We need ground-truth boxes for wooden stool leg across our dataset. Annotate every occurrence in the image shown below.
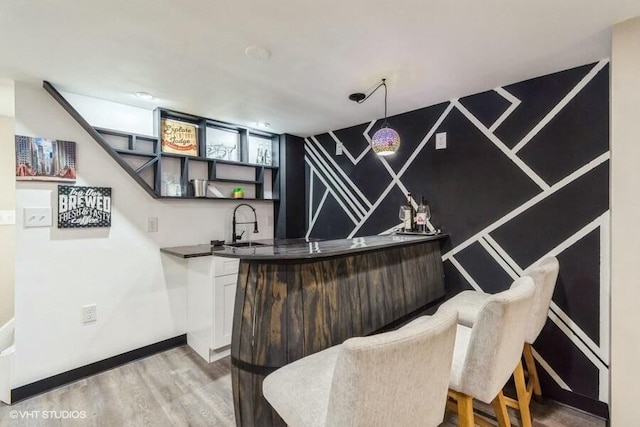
[492,391,511,427]
[457,394,475,427]
[514,361,533,427]
[523,343,542,400]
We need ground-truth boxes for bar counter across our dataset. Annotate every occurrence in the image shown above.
[215,234,445,260]
[220,234,448,426]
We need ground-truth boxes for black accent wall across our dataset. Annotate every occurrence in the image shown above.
[276,134,307,239]
[304,61,610,414]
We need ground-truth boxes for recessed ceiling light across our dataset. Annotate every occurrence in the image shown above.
[135,91,154,100]
[256,122,271,128]
[245,46,271,61]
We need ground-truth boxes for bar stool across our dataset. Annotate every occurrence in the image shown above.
[262,309,458,427]
[443,276,535,427]
[440,256,559,425]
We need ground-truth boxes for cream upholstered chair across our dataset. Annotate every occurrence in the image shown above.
[440,256,559,418]
[262,308,458,427]
[445,276,535,427]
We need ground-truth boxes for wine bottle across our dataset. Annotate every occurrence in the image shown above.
[405,193,416,232]
[416,196,427,233]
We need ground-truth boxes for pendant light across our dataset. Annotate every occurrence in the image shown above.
[349,78,400,156]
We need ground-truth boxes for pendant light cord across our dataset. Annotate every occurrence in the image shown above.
[356,79,386,105]
[383,78,388,126]
[356,78,389,126]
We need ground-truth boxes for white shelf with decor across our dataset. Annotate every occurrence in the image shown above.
[43,81,280,201]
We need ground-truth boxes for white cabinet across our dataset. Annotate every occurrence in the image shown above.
[213,272,237,349]
[186,255,239,363]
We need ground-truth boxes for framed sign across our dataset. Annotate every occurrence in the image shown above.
[58,185,112,228]
[205,126,240,161]
[161,119,198,156]
[15,135,77,182]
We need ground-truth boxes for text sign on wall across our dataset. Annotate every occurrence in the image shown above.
[161,119,198,156]
[58,185,112,228]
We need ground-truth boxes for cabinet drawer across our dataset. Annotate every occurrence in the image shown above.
[214,256,240,277]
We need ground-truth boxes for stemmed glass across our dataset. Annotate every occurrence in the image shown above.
[424,203,433,233]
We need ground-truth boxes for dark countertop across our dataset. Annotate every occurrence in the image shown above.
[160,237,323,258]
[160,244,225,258]
[160,234,448,261]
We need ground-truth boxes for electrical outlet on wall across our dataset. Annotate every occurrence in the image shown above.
[83,304,97,323]
[147,217,158,233]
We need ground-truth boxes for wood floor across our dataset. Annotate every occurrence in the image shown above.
[0,345,606,427]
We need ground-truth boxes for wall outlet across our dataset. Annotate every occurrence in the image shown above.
[83,304,97,323]
[0,210,15,226]
[24,207,52,227]
[147,217,158,233]
[435,132,447,150]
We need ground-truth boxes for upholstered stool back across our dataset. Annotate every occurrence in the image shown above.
[326,309,458,426]
[522,256,560,344]
[263,309,458,427]
[450,276,535,404]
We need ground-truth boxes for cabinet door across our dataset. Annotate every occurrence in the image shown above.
[214,257,240,277]
[213,274,238,349]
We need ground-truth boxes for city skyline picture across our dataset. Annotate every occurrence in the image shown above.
[15,135,77,182]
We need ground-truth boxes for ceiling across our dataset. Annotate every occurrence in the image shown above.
[0,1,638,136]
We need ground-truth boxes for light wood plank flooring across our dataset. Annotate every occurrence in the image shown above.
[0,345,606,426]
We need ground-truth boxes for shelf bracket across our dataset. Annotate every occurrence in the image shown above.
[135,157,159,174]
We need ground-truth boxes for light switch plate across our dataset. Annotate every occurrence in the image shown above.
[436,132,447,150]
[24,207,52,227]
[336,141,343,156]
[0,210,15,225]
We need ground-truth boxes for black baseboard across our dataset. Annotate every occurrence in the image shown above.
[546,387,609,420]
[11,334,187,403]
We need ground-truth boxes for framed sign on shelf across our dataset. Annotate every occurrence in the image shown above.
[160,119,198,156]
[205,126,240,161]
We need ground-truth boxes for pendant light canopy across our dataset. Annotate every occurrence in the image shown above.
[349,78,400,156]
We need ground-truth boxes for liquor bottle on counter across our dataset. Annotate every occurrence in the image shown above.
[404,193,416,232]
[416,196,428,233]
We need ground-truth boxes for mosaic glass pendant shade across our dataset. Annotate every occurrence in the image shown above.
[371,126,400,156]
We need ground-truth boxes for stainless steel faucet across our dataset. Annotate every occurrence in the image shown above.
[232,203,259,243]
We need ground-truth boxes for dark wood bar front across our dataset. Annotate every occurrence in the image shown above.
[215,235,447,426]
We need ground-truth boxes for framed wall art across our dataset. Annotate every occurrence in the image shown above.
[58,185,112,228]
[15,135,77,182]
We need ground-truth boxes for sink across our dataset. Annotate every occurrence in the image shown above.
[224,241,270,248]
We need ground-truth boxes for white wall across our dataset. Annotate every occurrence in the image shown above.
[0,79,15,328]
[60,91,154,136]
[0,78,14,117]
[13,82,274,387]
[610,16,640,427]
